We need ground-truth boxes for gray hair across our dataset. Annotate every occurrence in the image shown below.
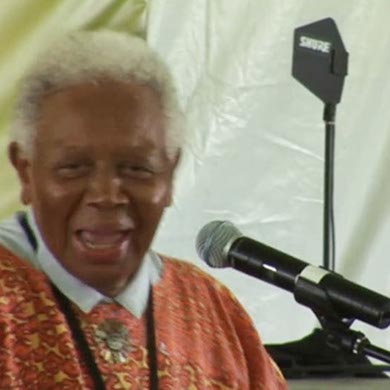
[9,30,185,159]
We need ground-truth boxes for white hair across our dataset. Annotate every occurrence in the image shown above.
[10,30,185,158]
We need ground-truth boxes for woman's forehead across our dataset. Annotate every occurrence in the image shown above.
[39,80,162,113]
[33,81,170,161]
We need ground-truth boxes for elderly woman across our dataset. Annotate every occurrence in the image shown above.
[0,31,286,389]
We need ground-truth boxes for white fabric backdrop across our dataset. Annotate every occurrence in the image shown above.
[146,0,390,352]
[0,0,388,356]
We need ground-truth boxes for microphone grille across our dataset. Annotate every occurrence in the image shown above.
[195,220,242,268]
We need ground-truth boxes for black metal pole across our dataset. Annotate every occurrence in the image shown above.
[323,103,336,271]
[362,344,390,365]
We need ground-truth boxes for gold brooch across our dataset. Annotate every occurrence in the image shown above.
[94,319,132,363]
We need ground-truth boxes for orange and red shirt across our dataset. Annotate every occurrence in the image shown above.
[0,244,287,389]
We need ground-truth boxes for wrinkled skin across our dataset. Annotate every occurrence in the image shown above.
[9,81,178,297]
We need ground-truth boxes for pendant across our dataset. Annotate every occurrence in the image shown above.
[94,318,132,364]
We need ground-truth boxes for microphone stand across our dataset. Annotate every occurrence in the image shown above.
[323,103,336,272]
[318,316,390,365]
[265,104,390,378]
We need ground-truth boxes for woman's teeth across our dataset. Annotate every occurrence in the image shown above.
[79,231,126,249]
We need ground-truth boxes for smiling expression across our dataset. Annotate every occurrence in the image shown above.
[12,81,178,296]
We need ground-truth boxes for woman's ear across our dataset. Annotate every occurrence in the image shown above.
[172,150,181,171]
[8,142,32,205]
[165,151,181,207]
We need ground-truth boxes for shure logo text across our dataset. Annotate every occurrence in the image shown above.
[299,36,331,53]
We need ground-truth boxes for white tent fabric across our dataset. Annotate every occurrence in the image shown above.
[147,0,390,352]
[0,0,388,357]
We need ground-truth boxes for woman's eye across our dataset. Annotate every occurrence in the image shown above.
[120,164,155,178]
[56,163,89,178]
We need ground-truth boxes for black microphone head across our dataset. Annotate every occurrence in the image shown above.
[195,220,242,268]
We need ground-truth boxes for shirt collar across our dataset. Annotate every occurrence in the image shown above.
[26,209,162,317]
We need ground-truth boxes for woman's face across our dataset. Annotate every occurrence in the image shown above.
[13,81,177,296]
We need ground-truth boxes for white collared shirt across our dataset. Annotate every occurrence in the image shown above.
[0,209,162,318]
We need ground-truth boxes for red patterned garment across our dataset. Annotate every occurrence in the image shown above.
[0,245,287,389]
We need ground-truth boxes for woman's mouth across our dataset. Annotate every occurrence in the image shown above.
[74,229,131,263]
[80,230,127,248]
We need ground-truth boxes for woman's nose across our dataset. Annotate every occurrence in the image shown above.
[85,170,128,209]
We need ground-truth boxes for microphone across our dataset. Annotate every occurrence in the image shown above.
[196,220,390,329]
